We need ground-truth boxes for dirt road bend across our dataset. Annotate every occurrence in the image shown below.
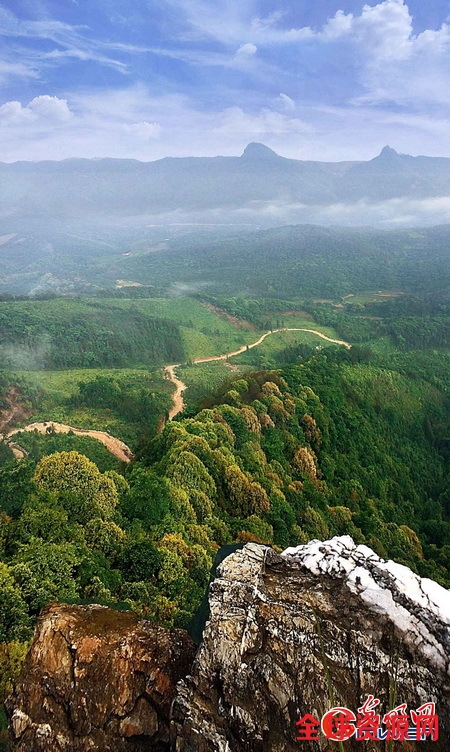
[6,422,134,463]
[6,329,350,456]
[165,327,351,419]
[165,365,187,421]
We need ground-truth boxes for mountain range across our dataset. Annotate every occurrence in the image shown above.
[3,143,450,219]
[2,143,450,294]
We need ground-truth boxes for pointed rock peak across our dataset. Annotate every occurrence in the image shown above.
[375,145,400,160]
[241,142,280,159]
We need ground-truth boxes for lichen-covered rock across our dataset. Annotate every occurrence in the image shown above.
[6,602,196,751]
[171,538,450,751]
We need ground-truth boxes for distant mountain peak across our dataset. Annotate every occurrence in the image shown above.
[376,145,401,159]
[241,142,280,159]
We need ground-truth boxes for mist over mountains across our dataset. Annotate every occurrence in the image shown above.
[2,143,450,294]
[3,143,450,221]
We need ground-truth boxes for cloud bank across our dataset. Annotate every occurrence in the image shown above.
[0,1,449,162]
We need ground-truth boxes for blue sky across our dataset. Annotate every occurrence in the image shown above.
[1,0,450,161]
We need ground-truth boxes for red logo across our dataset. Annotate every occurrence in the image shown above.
[356,694,381,740]
[383,703,410,741]
[321,707,356,741]
[411,703,439,741]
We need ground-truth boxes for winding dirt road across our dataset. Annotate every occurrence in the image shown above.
[165,365,188,421]
[8,442,28,460]
[165,327,351,419]
[5,328,350,460]
[6,422,134,463]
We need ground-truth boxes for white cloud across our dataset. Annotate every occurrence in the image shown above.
[236,42,257,56]
[213,106,311,138]
[0,59,39,82]
[2,82,450,164]
[316,1,447,63]
[0,88,171,160]
[312,195,450,227]
[0,86,311,161]
[321,10,354,40]
[0,6,138,84]
[125,121,161,140]
[197,195,450,229]
[27,95,73,122]
[162,0,252,44]
[157,0,450,114]
[0,96,72,126]
[351,0,414,61]
[279,93,295,110]
[147,44,259,72]
[353,18,450,106]
[310,1,450,107]
[167,0,414,52]
[0,101,25,125]
[40,47,129,73]
[162,0,313,45]
[250,11,286,34]
[120,194,450,229]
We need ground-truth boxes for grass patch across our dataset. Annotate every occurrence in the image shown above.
[180,326,262,361]
[99,297,261,361]
[16,367,158,399]
[14,368,173,447]
[365,336,398,355]
[97,296,245,332]
[258,312,336,335]
[343,291,404,305]
[232,329,341,368]
[177,361,251,410]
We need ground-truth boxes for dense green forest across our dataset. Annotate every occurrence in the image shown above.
[303,290,450,349]
[123,224,450,297]
[0,352,448,720]
[1,221,450,301]
[69,373,173,440]
[0,299,184,369]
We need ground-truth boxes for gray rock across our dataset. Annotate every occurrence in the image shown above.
[7,538,449,751]
[171,540,449,751]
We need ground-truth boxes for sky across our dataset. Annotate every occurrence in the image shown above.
[1,0,450,162]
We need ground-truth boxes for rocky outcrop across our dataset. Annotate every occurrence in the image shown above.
[7,538,450,751]
[172,537,450,751]
[6,602,195,751]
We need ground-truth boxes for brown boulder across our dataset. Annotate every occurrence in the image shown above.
[6,602,196,751]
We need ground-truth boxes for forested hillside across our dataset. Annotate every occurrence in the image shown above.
[123,224,450,298]
[0,300,184,369]
[0,354,447,643]
[0,241,448,740]
[1,220,450,299]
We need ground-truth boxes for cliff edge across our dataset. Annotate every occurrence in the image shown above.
[172,537,449,751]
[6,537,450,751]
